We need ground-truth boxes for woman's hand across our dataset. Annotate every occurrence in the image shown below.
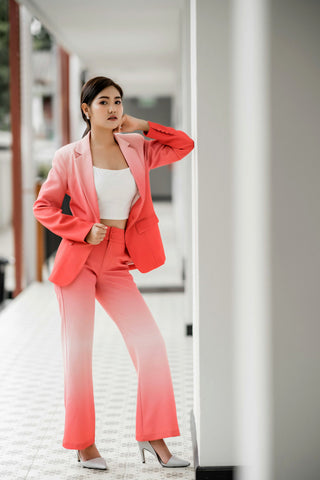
[113,114,149,134]
[85,223,107,245]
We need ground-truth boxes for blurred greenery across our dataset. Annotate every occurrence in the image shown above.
[37,162,51,180]
[32,22,52,51]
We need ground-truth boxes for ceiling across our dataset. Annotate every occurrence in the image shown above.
[17,0,186,97]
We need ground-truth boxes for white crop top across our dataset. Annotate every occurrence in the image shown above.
[93,166,139,219]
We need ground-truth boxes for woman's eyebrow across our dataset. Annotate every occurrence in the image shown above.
[98,95,121,99]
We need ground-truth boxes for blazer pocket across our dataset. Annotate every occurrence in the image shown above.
[135,215,159,234]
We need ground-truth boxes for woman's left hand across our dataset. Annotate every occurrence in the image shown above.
[113,114,149,134]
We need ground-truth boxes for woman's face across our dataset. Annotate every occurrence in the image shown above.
[82,85,123,131]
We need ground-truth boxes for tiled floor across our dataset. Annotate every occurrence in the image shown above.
[0,203,195,479]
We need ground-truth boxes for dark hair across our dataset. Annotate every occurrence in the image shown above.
[80,76,124,138]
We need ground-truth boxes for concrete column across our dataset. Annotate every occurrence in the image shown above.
[231,0,272,479]
[172,0,193,325]
[52,43,62,148]
[191,0,235,470]
[179,0,193,330]
[20,5,36,286]
[69,54,84,141]
[171,5,185,287]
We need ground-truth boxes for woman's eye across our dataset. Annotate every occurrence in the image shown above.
[100,100,121,105]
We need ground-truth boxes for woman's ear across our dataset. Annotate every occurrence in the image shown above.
[81,102,89,117]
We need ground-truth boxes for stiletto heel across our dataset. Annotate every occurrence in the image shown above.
[137,440,190,468]
[76,449,108,470]
[139,443,146,463]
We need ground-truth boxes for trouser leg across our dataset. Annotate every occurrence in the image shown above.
[54,267,96,450]
[95,270,180,441]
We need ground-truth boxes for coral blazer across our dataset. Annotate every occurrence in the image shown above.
[33,121,194,286]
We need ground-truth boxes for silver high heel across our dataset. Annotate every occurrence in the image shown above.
[138,440,190,468]
[77,450,108,470]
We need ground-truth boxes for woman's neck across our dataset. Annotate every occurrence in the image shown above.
[90,127,118,149]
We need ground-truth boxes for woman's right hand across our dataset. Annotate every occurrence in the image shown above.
[85,223,108,245]
[113,114,149,134]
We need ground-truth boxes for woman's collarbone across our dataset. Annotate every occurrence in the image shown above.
[92,151,128,170]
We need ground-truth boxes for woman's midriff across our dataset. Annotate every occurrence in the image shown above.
[100,218,127,230]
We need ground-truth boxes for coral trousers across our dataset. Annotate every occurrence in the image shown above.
[54,226,180,450]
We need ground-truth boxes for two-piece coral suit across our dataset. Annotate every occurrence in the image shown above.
[33,121,194,449]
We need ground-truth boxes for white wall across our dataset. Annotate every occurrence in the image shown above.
[270,1,320,479]
[191,1,320,479]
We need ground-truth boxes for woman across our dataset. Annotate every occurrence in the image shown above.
[33,76,194,471]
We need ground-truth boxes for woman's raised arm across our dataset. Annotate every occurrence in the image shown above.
[142,121,195,170]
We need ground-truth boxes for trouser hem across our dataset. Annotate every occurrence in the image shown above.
[63,438,95,450]
[136,429,181,441]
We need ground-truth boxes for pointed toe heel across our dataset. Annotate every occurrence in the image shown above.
[77,450,108,470]
[137,440,190,468]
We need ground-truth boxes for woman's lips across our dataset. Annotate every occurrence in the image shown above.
[108,117,117,120]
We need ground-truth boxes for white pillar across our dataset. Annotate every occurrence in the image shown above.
[179,0,193,327]
[52,43,62,149]
[20,5,36,286]
[69,54,85,141]
[231,0,272,479]
[172,0,193,326]
[191,0,235,467]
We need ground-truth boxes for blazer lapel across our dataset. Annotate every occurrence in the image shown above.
[74,131,100,221]
[73,130,145,223]
[114,132,146,219]
[112,133,146,226]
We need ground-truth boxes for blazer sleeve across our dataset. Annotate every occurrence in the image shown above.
[143,121,195,170]
[33,149,95,243]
